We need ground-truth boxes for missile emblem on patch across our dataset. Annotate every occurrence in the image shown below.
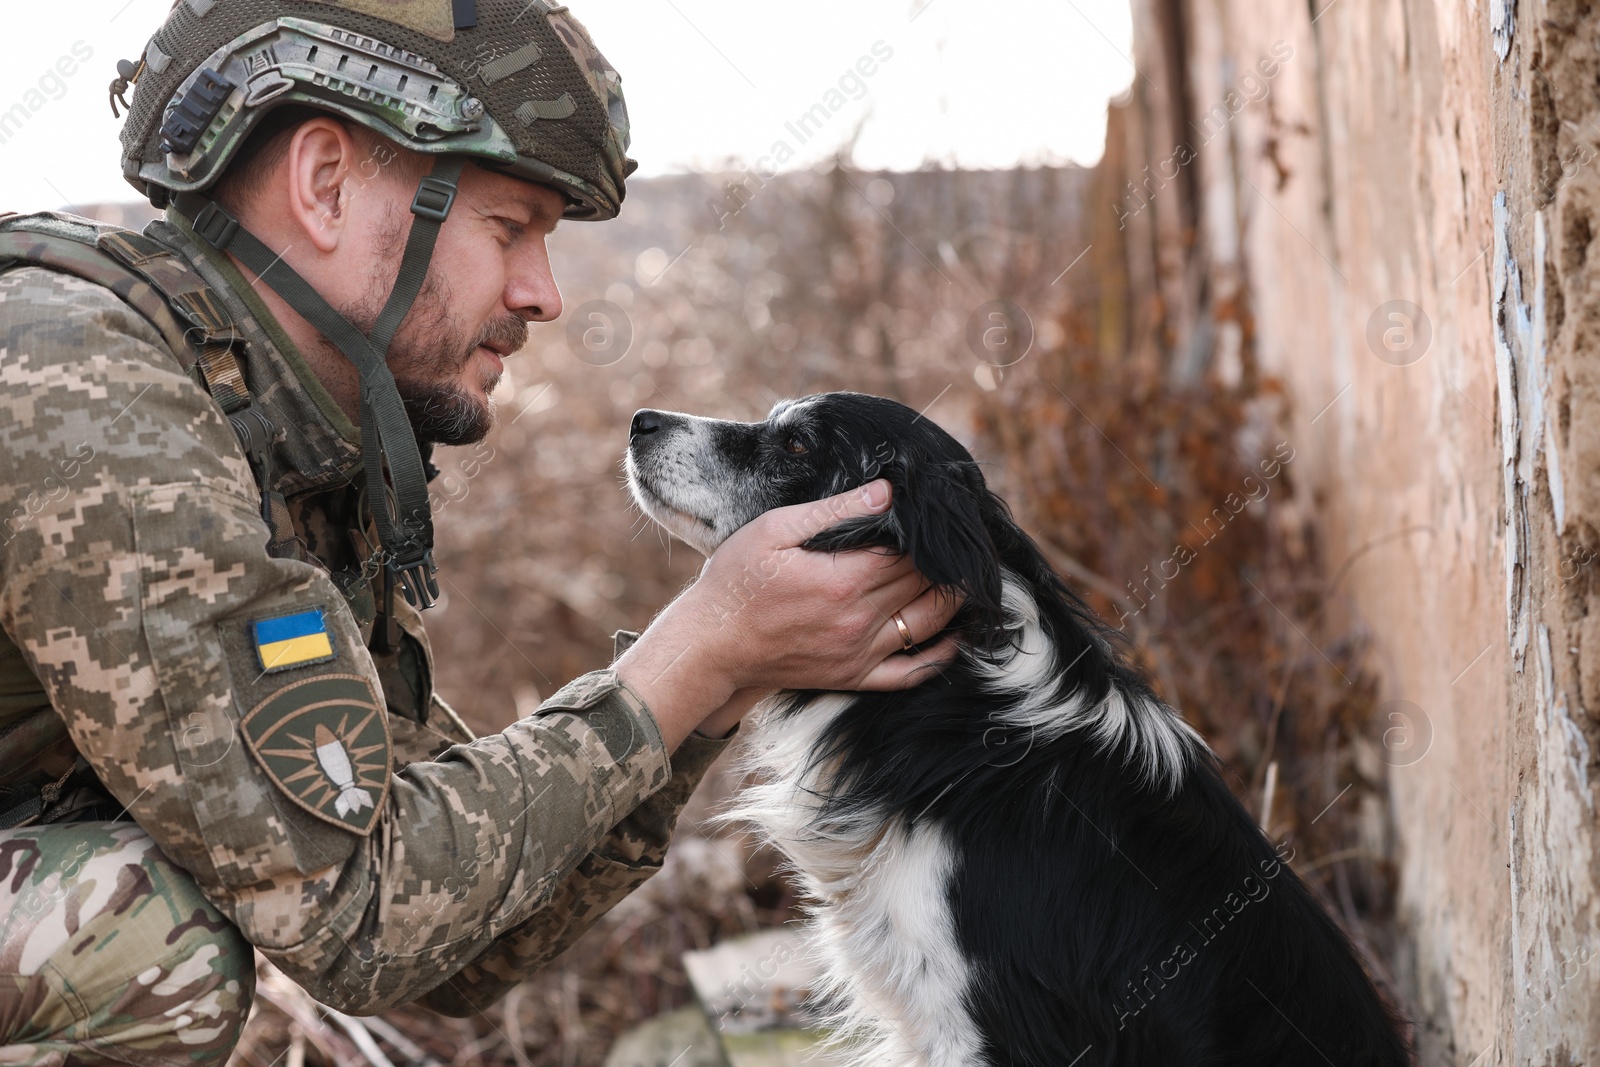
[241,674,392,834]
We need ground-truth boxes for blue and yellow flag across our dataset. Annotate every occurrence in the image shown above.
[253,610,336,672]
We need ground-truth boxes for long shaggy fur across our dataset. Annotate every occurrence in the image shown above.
[627,392,1411,1066]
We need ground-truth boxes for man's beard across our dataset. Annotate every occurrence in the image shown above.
[331,238,527,447]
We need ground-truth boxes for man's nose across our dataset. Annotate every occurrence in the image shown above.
[507,249,563,322]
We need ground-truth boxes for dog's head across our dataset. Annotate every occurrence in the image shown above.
[625,391,1009,642]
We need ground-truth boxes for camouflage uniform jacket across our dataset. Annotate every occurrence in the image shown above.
[0,207,727,1015]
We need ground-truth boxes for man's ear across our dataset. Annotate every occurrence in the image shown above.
[285,117,363,253]
[803,455,1004,642]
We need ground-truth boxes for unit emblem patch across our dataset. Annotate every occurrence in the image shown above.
[241,675,391,834]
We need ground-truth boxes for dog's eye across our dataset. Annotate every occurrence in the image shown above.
[783,434,810,456]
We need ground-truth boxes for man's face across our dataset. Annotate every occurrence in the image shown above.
[336,159,565,445]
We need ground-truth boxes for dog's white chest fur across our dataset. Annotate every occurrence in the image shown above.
[725,694,987,1067]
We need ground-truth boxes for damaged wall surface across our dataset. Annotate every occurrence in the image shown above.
[1110,0,1600,1060]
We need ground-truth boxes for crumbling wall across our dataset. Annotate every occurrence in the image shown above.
[1499,2,1600,1061]
[1113,0,1600,1061]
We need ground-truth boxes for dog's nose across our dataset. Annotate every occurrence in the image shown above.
[630,409,663,440]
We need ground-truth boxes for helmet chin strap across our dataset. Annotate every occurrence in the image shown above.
[173,155,467,653]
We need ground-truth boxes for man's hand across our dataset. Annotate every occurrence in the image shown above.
[614,479,961,750]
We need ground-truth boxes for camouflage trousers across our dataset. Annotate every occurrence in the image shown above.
[0,822,254,1066]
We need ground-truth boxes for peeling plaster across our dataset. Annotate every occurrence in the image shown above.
[1531,213,1567,532]
[1540,625,1594,810]
[1491,197,1555,672]
[1491,0,1515,61]
[1494,191,1533,669]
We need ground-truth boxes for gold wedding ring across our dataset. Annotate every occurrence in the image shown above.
[892,611,916,651]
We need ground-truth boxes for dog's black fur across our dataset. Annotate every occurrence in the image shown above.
[628,392,1411,1066]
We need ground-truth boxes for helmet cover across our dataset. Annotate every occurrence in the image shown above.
[118,0,636,220]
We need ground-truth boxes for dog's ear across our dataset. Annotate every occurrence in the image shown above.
[803,455,1005,644]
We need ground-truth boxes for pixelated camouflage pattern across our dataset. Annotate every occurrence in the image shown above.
[0,822,255,1066]
[0,213,198,365]
[0,215,729,1023]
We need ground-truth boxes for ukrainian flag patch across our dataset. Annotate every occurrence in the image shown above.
[253,609,337,673]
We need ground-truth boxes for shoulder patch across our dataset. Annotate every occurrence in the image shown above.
[241,674,391,834]
[254,609,337,672]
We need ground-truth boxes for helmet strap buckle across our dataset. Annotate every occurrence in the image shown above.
[191,200,240,251]
[411,176,459,223]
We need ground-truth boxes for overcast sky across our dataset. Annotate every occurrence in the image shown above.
[0,0,1133,210]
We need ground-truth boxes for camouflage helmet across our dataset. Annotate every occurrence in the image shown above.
[116,0,636,220]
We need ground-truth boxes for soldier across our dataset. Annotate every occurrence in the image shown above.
[0,2,959,1063]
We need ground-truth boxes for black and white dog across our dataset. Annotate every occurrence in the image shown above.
[626,392,1409,1066]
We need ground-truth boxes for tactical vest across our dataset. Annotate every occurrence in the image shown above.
[0,210,273,472]
[0,210,278,826]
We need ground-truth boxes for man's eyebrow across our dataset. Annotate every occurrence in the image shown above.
[532,202,561,229]
[487,194,561,228]
[463,188,562,239]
